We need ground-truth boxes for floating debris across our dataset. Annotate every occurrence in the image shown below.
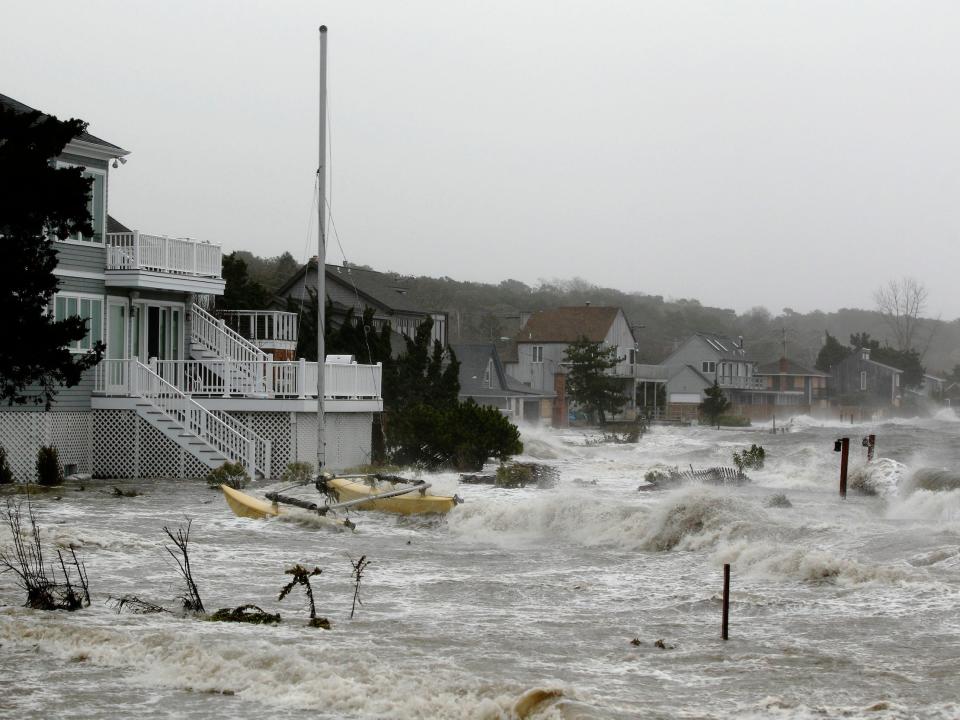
[496,462,560,489]
[209,604,281,624]
[640,465,748,491]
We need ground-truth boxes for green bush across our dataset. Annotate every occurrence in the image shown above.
[281,461,314,484]
[387,399,523,471]
[205,461,250,489]
[0,446,13,484]
[717,415,751,427]
[733,444,766,471]
[36,446,63,486]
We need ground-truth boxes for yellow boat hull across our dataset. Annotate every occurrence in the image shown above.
[327,477,457,515]
[220,485,280,519]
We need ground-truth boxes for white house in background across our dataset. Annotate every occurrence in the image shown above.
[504,305,639,426]
[660,333,762,414]
[0,93,381,482]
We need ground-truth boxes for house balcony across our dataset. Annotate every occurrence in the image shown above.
[718,376,765,390]
[105,231,226,295]
[93,358,382,413]
[217,310,298,358]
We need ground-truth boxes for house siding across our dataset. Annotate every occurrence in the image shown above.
[55,241,107,275]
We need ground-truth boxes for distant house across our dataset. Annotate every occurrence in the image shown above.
[503,305,639,426]
[754,357,830,416]
[274,261,447,354]
[830,347,903,407]
[450,344,550,423]
[660,333,763,416]
[920,374,946,401]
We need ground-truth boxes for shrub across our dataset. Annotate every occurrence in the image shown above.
[205,461,249,489]
[281,461,313,484]
[0,446,13,484]
[732,444,766,471]
[717,415,751,427]
[386,399,523,471]
[36,446,63,486]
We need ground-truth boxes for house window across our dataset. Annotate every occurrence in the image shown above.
[55,163,106,244]
[702,361,716,374]
[894,374,900,387]
[532,346,543,363]
[483,359,492,389]
[54,293,103,351]
[860,371,867,391]
[627,349,636,365]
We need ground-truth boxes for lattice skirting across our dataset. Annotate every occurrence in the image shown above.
[0,411,92,483]
[0,410,374,482]
[90,410,373,479]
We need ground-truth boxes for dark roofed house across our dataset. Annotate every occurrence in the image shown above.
[831,347,903,409]
[754,357,830,415]
[273,260,447,355]
[451,344,551,424]
[503,305,639,426]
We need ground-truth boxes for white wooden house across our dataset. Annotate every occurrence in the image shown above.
[0,93,381,482]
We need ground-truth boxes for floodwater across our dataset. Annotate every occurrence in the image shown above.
[2,413,960,719]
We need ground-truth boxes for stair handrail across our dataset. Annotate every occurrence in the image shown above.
[130,359,257,476]
[213,410,272,478]
[192,303,269,363]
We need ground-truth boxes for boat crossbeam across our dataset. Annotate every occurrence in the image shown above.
[316,481,434,514]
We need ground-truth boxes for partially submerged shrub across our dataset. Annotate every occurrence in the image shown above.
[732,444,766,472]
[0,500,89,610]
[209,604,281,624]
[0,446,13,484]
[36,446,63,486]
[281,461,313,485]
[278,564,329,629]
[765,493,792,508]
[205,461,249,490]
[717,415,751,427]
[496,462,559,489]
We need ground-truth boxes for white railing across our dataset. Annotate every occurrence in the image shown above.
[150,359,382,399]
[106,232,222,278]
[192,304,268,364]
[213,411,271,477]
[218,310,298,348]
[94,359,258,476]
[718,376,765,390]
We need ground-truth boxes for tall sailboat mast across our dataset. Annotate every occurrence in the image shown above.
[317,24,328,473]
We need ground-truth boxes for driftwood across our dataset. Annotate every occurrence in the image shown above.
[163,521,204,614]
[349,555,371,620]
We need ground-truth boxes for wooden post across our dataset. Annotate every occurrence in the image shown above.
[835,437,850,498]
[721,563,730,640]
[864,433,876,462]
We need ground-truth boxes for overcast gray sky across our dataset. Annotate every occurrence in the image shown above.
[4,2,959,319]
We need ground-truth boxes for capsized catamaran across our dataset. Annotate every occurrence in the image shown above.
[222,25,460,520]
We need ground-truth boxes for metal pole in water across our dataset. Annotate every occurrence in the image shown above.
[316,24,328,473]
[721,563,730,640]
[865,433,876,462]
[835,437,850,498]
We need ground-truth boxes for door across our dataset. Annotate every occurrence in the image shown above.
[106,298,128,393]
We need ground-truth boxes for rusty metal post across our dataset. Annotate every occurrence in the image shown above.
[721,563,730,640]
[866,434,876,462]
[835,437,850,498]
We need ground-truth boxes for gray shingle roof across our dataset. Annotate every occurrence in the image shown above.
[0,92,127,152]
[276,260,429,315]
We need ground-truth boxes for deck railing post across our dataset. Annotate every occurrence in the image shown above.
[132,231,140,268]
[298,357,307,398]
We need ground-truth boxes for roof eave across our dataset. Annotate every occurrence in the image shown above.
[65,138,130,161]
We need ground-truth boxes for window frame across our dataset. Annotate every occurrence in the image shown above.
[701,360,716,374]
[532,345,544,364]
[53,161,107,246]
[860,370,867,391]
[53,291,105,353]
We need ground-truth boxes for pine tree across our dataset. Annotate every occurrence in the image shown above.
[563,337,626,425]
[700,381,730,428]
[0,103,105,407]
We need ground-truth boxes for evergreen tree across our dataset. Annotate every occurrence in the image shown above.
[815,331,851,372]
[220,252,269,310]
[0,103,104,407]
[563,337,626,425]
[700,382,730,428]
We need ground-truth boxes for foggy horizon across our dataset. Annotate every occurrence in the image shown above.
[3,2,959,320]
